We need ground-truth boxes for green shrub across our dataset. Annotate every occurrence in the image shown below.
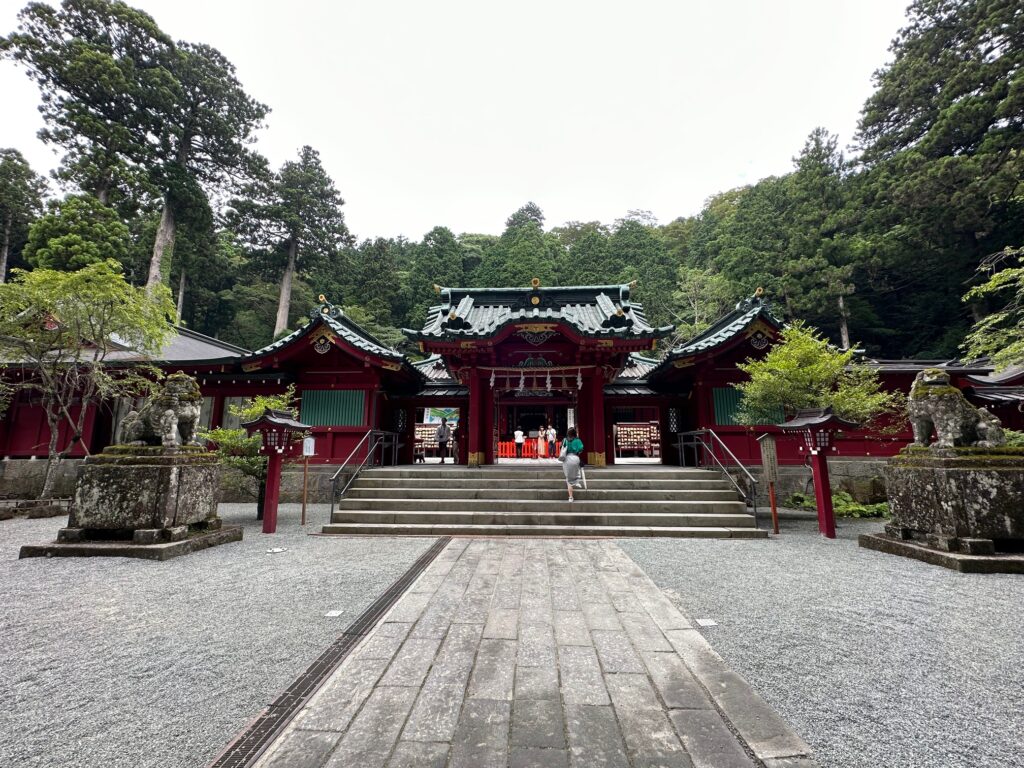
[783,490,889,518]
[1004,428,1024,447]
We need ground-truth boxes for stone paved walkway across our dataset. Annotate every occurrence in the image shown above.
[253,539,819,768]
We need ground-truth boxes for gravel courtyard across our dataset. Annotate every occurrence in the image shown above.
[0,504,435,768]
[620,519,1024,768]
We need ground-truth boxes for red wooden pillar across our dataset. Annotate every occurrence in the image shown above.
[210,395,225,429]
[262,451,283,534]
[809,450,836,539]
[467,371,483,466]
[483,380,495,465]
[588,373,607,466]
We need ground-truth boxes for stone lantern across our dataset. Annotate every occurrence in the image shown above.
[242,408,311,534]
[779,407,858,539]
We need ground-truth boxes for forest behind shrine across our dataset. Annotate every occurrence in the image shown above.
[0,0,1022,363]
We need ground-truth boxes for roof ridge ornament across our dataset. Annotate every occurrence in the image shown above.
[311,294,343,321]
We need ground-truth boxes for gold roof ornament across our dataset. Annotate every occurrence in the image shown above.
[755,286,764,297]
[530,277,541,288]
[432,283,442,294]
[318,294,327,302]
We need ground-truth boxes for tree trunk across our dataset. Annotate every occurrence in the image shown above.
[838,295,851,350]
[95,185,110,206]
[274,239,298,337]
[40,414,62,500]
[0,213,10,283]
[147,195,176,290]
[176,269,187,322]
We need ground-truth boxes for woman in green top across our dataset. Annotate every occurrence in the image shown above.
[560,427,585,501]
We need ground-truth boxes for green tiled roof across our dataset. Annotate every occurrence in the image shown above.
[649,294,783,379]
[405,284,673,341]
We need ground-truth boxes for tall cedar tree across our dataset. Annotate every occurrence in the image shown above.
[229,146,350,336]
[853,0,1024,354]
[0,148,47,282]
[2,1,269,290]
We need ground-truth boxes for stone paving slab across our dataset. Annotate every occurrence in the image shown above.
[253,539,819,768]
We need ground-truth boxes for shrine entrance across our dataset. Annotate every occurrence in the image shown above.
[494,389,576,461]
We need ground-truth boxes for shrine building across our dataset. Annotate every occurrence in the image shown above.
[2,280,1022,492]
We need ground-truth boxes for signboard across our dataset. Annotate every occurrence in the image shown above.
[424,407,460,425]
[302,436,316,457]
[757,433,779,484]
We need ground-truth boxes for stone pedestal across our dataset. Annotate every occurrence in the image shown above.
[859,448,1024,573]
[20,445,241,560]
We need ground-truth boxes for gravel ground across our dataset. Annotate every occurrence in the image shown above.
[619,518,1024,768]
[0,504,435,768]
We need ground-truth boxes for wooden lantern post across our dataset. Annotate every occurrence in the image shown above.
[778,408,858,539]
[241,408,311,534]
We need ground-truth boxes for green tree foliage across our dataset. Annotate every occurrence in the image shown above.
[608,217,674,326]
[852,0,1024,355]
[201,385,297,503]
[2,0,269,289]
[0,260,175,497]
[22,194,130,271]
[1,0,171,207]
[670,267,738,343]
[229,146,350,336]
[733,322,903,426]
[0,148,47,282]
[475,203,563,287]
[962,247,1024,369]
[407,226,464,325]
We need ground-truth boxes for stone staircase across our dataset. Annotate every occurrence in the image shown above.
[321,466,766,538]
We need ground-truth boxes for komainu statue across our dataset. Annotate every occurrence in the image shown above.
[907,368,1005,449]
[118,372,203,448]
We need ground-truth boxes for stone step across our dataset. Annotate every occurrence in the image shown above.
[359,468,718,481]
[334,497,748,515]
[344,487,740,502]
[350,477,734,490]
[320,522,768,538]
[329,510,758,528]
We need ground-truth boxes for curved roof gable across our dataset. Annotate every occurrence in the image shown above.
[405,283,673,341]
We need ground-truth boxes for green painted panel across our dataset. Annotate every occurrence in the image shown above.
[713,387,743,426]
[300,390,366,426]
[713,387,783,426]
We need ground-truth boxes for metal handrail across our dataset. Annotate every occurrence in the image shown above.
[676,429,759,518]
[329,429,400,510]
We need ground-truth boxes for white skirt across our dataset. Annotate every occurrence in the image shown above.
[562,454,581,484]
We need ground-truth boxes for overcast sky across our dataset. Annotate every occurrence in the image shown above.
[0,0,909,240]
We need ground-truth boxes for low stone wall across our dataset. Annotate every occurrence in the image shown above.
[728,457,889,505]
[0,459,346,505]
[0,459,79,499]
[2,457,891,505]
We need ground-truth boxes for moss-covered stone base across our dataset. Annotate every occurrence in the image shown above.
[68,446,221,535]
[859,533,1024,574]
[19,525,242,561]
[885,451,1024,553]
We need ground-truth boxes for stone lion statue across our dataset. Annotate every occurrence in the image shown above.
[118,373,203,448]
[908,368,1005,449]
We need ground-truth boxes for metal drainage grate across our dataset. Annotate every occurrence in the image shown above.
[208,536,452,768]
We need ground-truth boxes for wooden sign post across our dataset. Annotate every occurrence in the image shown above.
[757,433,780,534]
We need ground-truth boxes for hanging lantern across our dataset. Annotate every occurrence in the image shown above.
[489,370,495,388]
[577,369,583,390]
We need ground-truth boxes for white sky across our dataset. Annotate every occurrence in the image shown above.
[0,0,909,240]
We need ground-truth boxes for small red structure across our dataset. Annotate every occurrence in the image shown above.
[778,408,859,539]
[241,408,310,534]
